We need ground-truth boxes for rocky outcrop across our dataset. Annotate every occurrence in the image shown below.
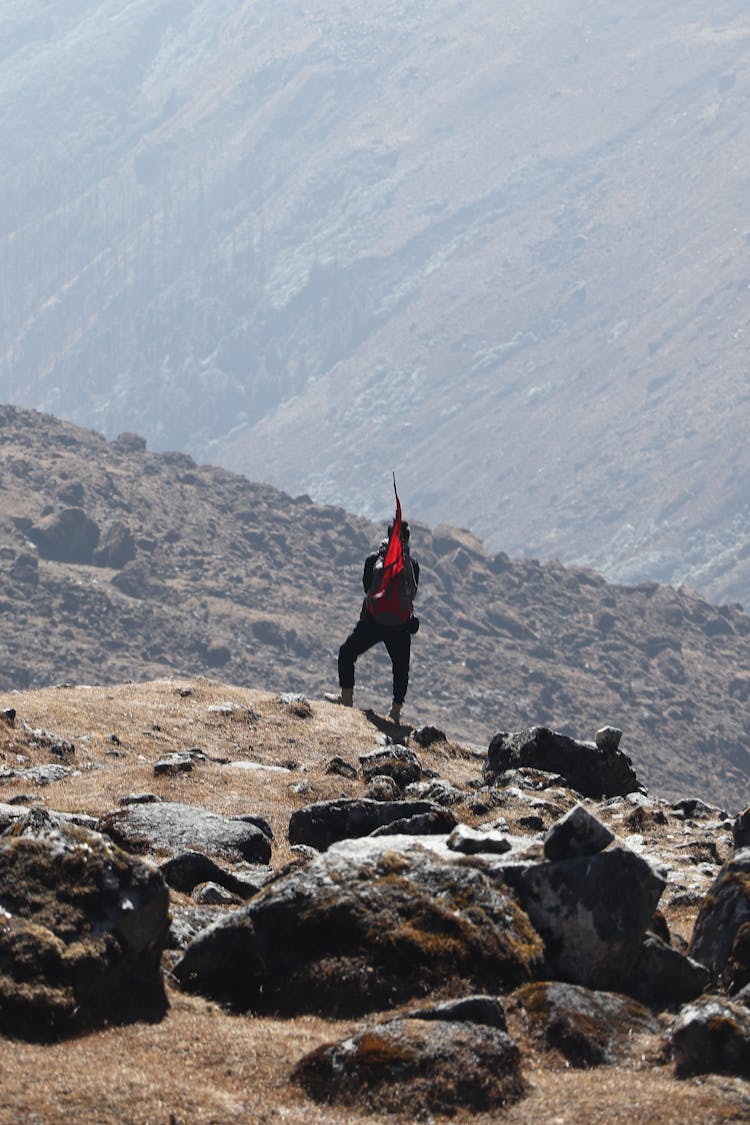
[510,981,659,1067]
[172,846,542,1016]
[100,801,272,864]
[0,821,168,1039]
[27,507,100,564]
[484,727,640,798]
[292,1016,526,1116]
[288,797,455,850]
[689,847,750,990]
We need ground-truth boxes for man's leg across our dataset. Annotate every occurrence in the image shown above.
[338,616,380,693]
[383,626,412,706]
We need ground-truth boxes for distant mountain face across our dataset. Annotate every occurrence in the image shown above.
[1,2,749,604]
[1,405,749,809]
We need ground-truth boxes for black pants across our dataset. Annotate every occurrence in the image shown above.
[338,614,412,704]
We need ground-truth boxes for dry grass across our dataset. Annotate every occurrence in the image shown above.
[0,678,748,1123]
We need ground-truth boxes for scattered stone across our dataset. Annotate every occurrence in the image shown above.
[484,727,640,798]
[543,804,615,861]
[511,981,659,1067]
[0,822,168,1039]
[447,824,512,856]
[595,726,622,751]
[664,994,750,1077]
[288,797,454,851]
[359,745,422,788]
[193,881,242,906]
[100,801,272,864]
[173,847,542,1015]
[365,775,401,802]
[324,756,358,779]
[410,725,447,747]
[292,1017,526,1117]
[153,753,194,776]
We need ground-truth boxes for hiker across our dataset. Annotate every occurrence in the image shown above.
[330,514,420,724]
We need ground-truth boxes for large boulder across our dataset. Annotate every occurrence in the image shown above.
[173,845,542,1016]
[288,797,455,850]
[93,520,136,568]
[510,981,659,1067]
[99,801,272,864]
[484,727,640,798]
[292,1017,526,1116]
[689,847,750,989]
[27,507,100,564]
[499,845,666,991]
[628,933,710,1007]
[663,995,750,1077]
[0,821,168,1039]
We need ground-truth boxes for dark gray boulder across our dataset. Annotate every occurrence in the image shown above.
[511,981,659,1067]
[100,801,272,864]
[93,520,136,568]
[628,933,710,1006]
[27,507,100,564]
[172,846,542,1016]
[0,822,168,1039]
[404,995,507,1029]
[543,804,614,861]
[733,806,750,850]
[663,995,750,1077]
[484,727,640,798]
[159,851,272,898]
[288,797,453,850]
[689,848,750,990]
[499,846,666,991]
[369,807,457,837]
[291,1017,526,1116]
[359,745,422,787]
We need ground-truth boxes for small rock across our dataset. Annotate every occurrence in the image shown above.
[193,881,242,906]
[365,775,401,802]
[410,725,447,748]
[447,824,512,856]
[664,994,750,1077]
[324,756,359,779]
[154,754,194,776]
[595,726,622,751]
[544,804,615,861]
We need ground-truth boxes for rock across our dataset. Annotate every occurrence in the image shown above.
[511,981,659,1067]
[160,851,272,898]
[153,753,194,776]
[689,848,750,988]
[543,804,615,861]
[277,693,312,717]
[172,846,542,1015]
[663,995,750,1077]
[628,933,710,1006]
[404,995,508,1029]
[671,797,727,821]
[288,797,454,851]
[27,507,100,564]
[93,520,136,568]
[484,727,640,798]
[733,806,750,850]
[595,726,622,751]
[369,807,457,837]
[404,778,466,806]
[111,558,165,600]
[447,824,512,856]
[359,745,422,787]
[291,1017,526,1116]
[364,775,401,802]
[0,763,73,785]
[324,756,358,779]
[0,822,168,1039]
[1,708,16,725]
[100,801,272,864]
[120,793,162,805]
[193,882,242,906]
[9,552,39,586]
[410,725,447,747]
[500,846,666,991]
[112,431,147,452]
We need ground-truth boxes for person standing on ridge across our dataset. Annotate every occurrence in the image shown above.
[328,481,420,724]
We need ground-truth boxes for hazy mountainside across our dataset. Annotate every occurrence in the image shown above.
[1,2,750,606]
[1,405,749,809]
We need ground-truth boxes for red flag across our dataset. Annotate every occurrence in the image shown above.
[371,475,405,607]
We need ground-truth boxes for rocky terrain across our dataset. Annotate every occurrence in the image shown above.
[2,2,750,603]
[1,405,749,809]
[1,677,749,1123]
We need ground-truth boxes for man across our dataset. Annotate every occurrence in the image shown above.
[330,518,420,724]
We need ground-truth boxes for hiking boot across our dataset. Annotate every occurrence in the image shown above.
[324,688,354,708]
[388,700,402,724]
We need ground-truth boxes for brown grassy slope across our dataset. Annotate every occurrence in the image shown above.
[0,677,748,1123]
[1,404,749,809]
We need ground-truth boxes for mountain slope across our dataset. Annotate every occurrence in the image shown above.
[1,404,749,808]
[1,2,750,605]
